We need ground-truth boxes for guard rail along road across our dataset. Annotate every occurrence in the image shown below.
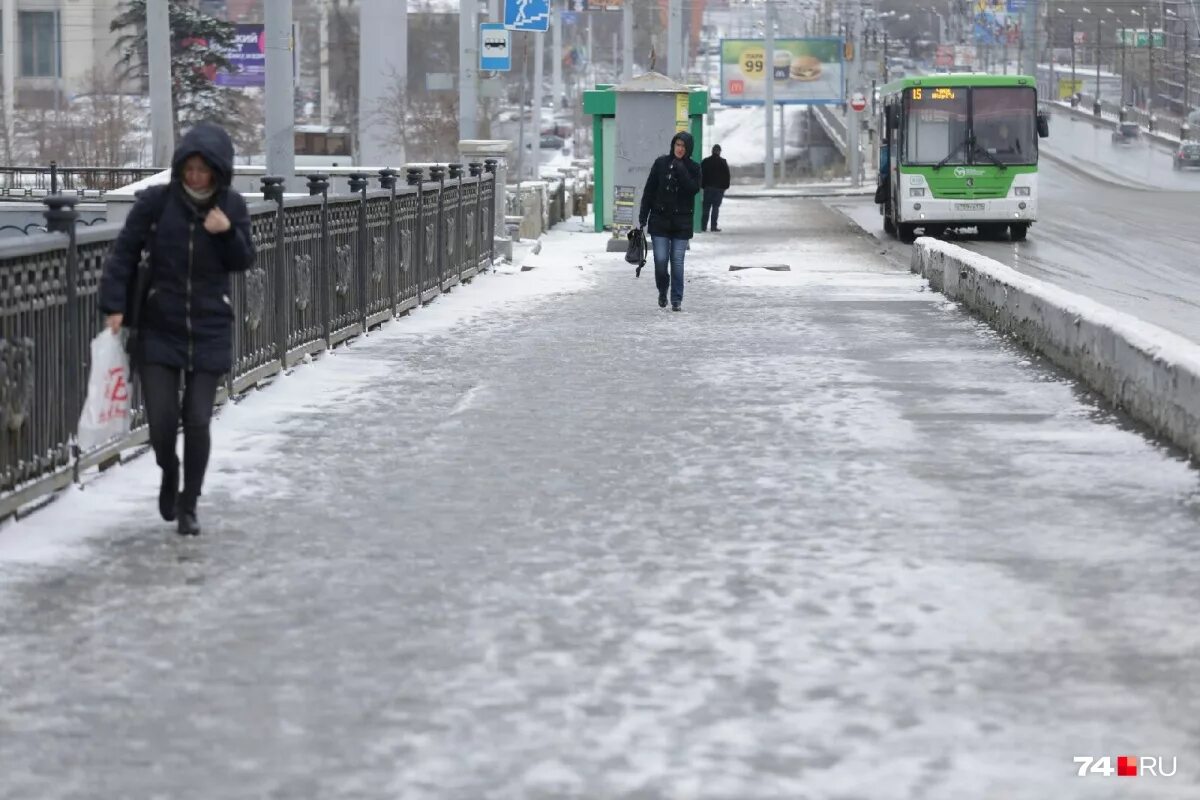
[0,162,499,520]
[912,238,1200,462]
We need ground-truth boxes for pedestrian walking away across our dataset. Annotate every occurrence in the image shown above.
[701,144,730,232]
[638,131,701,312]
[99,122,256,536]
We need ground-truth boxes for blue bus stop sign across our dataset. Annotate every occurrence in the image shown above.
[504,0,550,32]
[480,23,512,71]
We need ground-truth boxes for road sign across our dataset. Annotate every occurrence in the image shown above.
[504,0,550,32]
[850,92,867,112]
[480,23,511,71]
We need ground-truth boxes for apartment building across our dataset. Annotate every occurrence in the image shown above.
[2,0,126,108]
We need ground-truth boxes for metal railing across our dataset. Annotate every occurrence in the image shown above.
[0,160,498,519]
[0,165,164,201]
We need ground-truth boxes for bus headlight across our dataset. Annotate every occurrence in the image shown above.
[1014,186,1031,196]
[909,187,926,197]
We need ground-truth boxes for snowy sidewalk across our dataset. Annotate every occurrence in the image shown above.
[1,201,1199,799]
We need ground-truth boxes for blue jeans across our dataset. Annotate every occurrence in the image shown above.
[702,188,724,230]
[652,235,687,306]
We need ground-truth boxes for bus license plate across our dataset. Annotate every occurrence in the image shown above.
[956,202,985,211]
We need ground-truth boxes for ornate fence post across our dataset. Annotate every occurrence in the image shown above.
[45,195,80,453]
[406,167,425,303]
[261,176,287,368]
[429,165,446,289]
[348,172,369,334]
[448,163,465,283]
[484,159,498,266]
[468,162,483,275]
[379,169,399,314]
[306,173,332,349]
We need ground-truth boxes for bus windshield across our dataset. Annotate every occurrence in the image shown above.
[972,87,1036,165]
[902,85,1037,167]
[904,87,969,166]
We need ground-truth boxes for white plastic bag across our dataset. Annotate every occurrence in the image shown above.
[76,330,133,451]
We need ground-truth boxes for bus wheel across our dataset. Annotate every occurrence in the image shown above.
[898,223,917,244]
[1010,223,1029,242]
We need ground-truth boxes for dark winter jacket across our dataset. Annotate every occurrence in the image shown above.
[701,154,731,190]
[638,131,702,240]
[100,123,255,375]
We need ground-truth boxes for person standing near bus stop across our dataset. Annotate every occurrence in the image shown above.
[701,144,730,232]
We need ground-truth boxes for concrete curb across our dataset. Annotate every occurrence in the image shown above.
[911,238,1200,462]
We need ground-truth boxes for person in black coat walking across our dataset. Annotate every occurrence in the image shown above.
[99,123,255,536]
[700,144,731,232]
[638,130,702,311]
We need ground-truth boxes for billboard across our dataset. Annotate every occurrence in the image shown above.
[215,23,265,87]
[720,38,844,106]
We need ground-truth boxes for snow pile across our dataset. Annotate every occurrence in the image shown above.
[705,105,810,167]
[912,237,1200,461]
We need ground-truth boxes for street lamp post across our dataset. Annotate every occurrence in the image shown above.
[1071,20,1077,103]
[1095,18,1103,114]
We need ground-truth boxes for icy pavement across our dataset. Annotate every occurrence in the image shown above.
[2,201,1199,799]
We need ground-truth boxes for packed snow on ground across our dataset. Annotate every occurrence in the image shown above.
[0,226,604,574]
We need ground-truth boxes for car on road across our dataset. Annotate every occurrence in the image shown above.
[1111,121,1140,144]
[1173,142,1200,170]
[540,134,566,150]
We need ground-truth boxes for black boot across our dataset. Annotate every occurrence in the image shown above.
[176,491,200,536]
[159,464,178,522]
[658,291,668,309]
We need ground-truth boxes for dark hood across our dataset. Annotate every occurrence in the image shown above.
[670,131,695,159]
[171,122,235,187]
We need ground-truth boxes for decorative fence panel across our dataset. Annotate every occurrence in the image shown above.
[0,168,502,519]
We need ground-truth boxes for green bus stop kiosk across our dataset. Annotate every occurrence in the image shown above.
[583,73,710,247]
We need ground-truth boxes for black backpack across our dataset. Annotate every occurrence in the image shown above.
[625,227,647,277]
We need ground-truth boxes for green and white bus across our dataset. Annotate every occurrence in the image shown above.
[876,74,1049,243]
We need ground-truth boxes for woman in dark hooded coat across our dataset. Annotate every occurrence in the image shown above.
[638,130,701,311]
[100,122,256,536]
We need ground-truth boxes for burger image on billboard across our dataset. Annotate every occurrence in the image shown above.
[790,55,822,81]
[773,51,792,80]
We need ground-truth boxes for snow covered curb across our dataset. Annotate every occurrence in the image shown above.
[912,238,1200,461]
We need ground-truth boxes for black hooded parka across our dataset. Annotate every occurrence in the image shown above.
[100,123,256,375]
[638,131,702,240]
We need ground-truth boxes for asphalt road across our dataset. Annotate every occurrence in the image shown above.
[831,128,1200,344]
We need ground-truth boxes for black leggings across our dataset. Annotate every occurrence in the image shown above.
[140,364,221,505]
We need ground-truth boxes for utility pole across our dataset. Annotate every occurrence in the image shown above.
[1185,23,1195,122]
[764,0,775,188]
[1148,19,1156,111]
[516,35,528,188]
[360,0,407,166]
[1096,18,1103,101]
[849,2,862,187]
[553,2,564,111]
[668,0,683,78]
[265,0,295,186]
[148,0,175,167]
[3,0,15,162]
[459,0,479,141]
[532,28,545,180]
[319,1,331,126]
[1071,20,1076,98]
[623,0,634,81]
